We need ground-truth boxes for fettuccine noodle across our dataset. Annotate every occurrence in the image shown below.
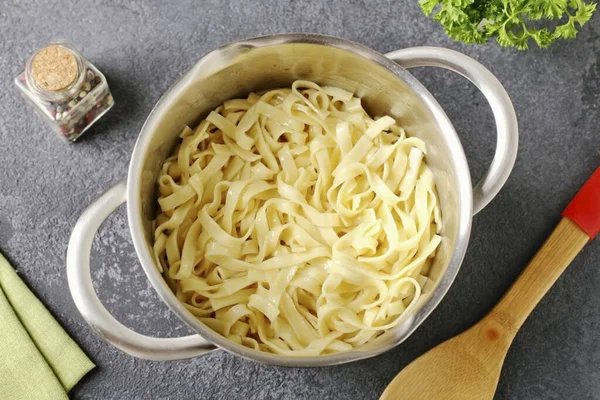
[152,80,442,356]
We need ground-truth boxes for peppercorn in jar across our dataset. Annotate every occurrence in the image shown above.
[15,42,113,142]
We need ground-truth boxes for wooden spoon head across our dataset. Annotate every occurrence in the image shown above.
[380,324,511,400]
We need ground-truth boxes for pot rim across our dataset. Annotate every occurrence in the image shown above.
[127,33,473,367]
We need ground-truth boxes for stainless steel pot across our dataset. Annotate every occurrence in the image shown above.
[67,34,518,366]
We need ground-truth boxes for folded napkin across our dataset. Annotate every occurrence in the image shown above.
[0,252,95,400]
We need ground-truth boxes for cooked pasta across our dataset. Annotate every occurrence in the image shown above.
[152,80,442,356]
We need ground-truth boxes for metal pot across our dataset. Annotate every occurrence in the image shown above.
[67,34,518,366]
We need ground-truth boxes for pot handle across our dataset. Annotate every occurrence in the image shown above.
[386,47,518,214]
[66,181,215,361]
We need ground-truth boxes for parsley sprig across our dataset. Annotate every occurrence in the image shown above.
[420,0,597,49]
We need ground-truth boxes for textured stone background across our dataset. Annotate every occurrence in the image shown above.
[1,1,599,399]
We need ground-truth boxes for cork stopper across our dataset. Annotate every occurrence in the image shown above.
[30,45,79,92]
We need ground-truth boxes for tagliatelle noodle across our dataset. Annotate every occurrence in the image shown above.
[152,80,442,356]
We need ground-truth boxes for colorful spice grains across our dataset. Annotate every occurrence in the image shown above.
[15,42,114,142]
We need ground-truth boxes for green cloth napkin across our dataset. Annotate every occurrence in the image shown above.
[0,252,95,400]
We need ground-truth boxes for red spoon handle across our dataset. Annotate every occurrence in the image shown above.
[562,167,600,240]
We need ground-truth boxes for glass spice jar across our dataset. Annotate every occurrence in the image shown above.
[14,42,114,142]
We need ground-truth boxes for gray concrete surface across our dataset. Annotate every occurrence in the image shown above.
[1,1,599,399]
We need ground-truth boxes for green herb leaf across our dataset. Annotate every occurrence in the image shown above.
[419,0,439,15]
[420,0,597,49]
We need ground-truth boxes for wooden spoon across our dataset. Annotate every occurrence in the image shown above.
[381,167,600,400]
